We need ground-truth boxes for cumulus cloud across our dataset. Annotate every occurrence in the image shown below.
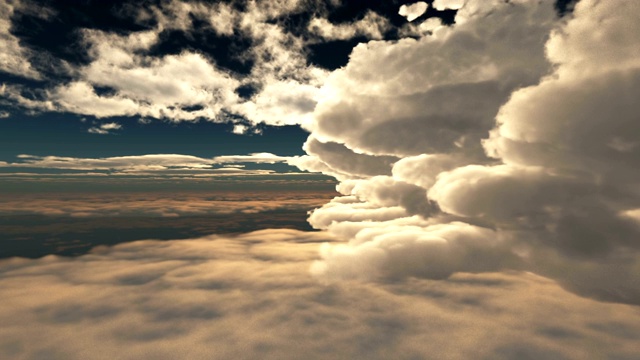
[0,230,639,359]
[299,0,640,304]
[432,0,466,11]
[291,137,400,180]
[307,0,556,159]
[398,2,428,22]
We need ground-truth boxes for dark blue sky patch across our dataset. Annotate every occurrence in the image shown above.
[180,104,205,112]
[147,27,255,75]
[0,113,310,160]
[92,85,119,97]
[234,83,260,100]
[9,0,151,73]
[279,0,460,70]
[554,0,581,16]
[307,37,368,70]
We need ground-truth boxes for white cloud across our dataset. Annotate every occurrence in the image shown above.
[54,81,140,119]
[3,0,329,128]
[0,0,43,79]
[2,153,304,176]
[398,2,428,22]
[432,0,466,11]
[10,154,214,171]
[88,122,122,135]
[308,11,392,40]
[297,0,640,304]
[213,152,291,164]
[0,231,638,359]
[307,0,556,158]
[232,78,321,126]
[50,29,242,121]
[291,137,400,180]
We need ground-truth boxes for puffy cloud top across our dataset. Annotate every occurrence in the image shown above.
[300,0,640,305]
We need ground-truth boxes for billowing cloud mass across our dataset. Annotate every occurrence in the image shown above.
[1,230,639,359]
[301,0,640,304]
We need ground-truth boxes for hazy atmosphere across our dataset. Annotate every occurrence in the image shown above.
[1,0,639,359]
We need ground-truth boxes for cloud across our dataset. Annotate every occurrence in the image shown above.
[0,0,43,79]
[398,2,428,22]
[213,152,291,164]
[291,137,400,180]
[0,111,9,118]
[432,0,465,11]
[10,154,216,171]
[1,0,330,127]
[306,0,556,158]
[1,153,305,177]
[88,122,122,135]
[308,11,391,40]
[297,0,640,304]
[0,230,639,359]
[50,32,242,120]
[0,191,332,218]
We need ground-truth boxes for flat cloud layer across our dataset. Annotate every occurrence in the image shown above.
[0,153,302,178]
[0,191,330,217]
[301,0,640,304]
[1,230,639,360]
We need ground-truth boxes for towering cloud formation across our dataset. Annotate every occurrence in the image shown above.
[303,0,640,304]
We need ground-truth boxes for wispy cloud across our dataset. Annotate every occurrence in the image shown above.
[0,153,308,178]
[88,122,122,135]
[212,152,291,164]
